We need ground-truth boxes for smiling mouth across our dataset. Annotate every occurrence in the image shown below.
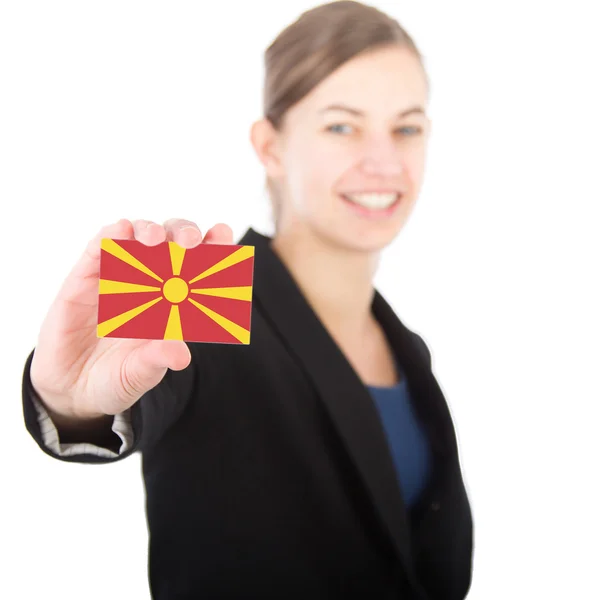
[340,192,402,214]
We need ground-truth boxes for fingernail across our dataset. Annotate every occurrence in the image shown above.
[181,226,201,237]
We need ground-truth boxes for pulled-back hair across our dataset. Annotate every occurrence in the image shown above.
[262,1,428,228]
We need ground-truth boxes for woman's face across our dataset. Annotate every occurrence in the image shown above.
[258,44,431,253]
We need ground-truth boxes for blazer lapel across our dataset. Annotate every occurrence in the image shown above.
[238,227,449,589]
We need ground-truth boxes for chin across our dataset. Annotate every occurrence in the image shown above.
[320,223,400,254]
[351,232,399,253]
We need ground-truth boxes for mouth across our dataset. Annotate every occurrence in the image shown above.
[340,192,403,218]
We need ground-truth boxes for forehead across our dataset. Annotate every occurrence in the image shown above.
[290,45,428,122]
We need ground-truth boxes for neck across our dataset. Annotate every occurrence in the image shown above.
[270,225,380,339]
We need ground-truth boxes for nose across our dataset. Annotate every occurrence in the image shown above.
[359,136,404,177]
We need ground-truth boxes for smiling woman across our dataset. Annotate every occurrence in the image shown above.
[253,0,431,251]
[22,2,473,599]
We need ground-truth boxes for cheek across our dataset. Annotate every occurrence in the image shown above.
[292,148,346,208]
[307,146,350,193]
[414,155,427,178]
[400,148,426,193]
[409,143,428,176]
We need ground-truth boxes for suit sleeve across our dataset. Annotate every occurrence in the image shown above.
[21,345,198,464]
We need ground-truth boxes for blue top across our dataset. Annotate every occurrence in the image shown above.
[367,359,433,509]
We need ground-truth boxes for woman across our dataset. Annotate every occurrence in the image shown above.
[22,2,473,598]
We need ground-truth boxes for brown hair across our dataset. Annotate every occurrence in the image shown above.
[262,0,429,229]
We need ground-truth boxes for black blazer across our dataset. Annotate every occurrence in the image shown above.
[22,227,474,600]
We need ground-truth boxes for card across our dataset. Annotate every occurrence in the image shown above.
[97,238,254,344]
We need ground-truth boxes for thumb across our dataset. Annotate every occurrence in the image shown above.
[145,339,192,371]
[120,339,192,402]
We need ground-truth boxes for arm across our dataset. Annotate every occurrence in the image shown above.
[22,345,198,463]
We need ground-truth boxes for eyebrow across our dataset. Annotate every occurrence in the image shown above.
[319,103,426,118]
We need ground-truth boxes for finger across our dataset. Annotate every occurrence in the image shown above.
[202,223,234,244]
[132,219,166,246]
[162,218,203,248]
[73,218,134,279]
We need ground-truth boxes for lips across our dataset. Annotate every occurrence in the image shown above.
[340,193,402,218]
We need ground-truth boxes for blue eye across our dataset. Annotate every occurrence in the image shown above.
[326,124,423,136]
[398,126,423,135]
[327,124,353,134]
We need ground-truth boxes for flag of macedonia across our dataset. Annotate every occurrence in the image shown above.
[97,238,254,344]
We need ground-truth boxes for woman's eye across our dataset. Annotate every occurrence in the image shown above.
[327,123,353,134]
[398,126,423,135]
[326,124,423,136]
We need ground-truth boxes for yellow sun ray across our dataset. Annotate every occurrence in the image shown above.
[97,297,163,337]
[168,242,186,277]
[189,286,252,301]
[164,304,183,340]
[188,246,254,284]
[99,280,162,294]
[187,297,250,344]
[101,238,164,283]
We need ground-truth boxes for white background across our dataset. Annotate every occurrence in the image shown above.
[1,1,594,598]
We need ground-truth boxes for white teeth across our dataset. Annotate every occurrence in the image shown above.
[344,192,399,209]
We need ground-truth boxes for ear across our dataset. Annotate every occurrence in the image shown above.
[250,118,285,178]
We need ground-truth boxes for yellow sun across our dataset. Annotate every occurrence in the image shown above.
[163,277,189,303]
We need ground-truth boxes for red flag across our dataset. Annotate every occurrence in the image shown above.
[97,239,254,344]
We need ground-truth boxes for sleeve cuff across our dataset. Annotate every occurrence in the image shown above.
[30,391,134,459]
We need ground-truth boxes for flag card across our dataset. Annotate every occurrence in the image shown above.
[97,238,254,344]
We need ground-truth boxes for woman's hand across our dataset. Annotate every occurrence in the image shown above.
[29,218,234,427]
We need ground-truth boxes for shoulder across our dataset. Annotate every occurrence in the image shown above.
[410,330,432,367]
